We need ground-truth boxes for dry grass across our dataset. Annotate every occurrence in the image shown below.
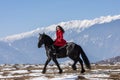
[109,73,120,79]
[77,76,88,80]
[2,71,10,76]
[0,76,31,80]
[0,64,120,80]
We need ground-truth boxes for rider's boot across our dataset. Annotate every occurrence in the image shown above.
[53,45,59,55]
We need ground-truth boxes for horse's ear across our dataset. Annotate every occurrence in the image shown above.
[39,33,42,36]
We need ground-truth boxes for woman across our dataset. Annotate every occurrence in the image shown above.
[54,25,67,50]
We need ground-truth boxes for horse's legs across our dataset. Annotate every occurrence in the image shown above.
[68,56,78,70]
[72,60,78,70]
[78,57,85,73]
[52,58,62,74]
[42,58,51,74]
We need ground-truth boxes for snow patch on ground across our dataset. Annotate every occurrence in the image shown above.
[0,64,119,80]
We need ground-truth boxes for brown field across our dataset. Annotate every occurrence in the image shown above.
[0,64,119,80]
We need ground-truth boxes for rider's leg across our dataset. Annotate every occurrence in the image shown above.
[53,45,60,53]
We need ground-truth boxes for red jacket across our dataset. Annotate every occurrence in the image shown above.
[54,29,67,47]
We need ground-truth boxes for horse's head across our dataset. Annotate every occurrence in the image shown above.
[38,33,45,48]
[38,33,54,48]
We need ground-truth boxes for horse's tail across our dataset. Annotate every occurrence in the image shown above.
[79,46,91,69]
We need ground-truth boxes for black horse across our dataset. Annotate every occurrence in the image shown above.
[38,33,91,74]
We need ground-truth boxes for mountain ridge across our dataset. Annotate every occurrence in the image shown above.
[1,15,120,42]
[96,56,120,64]
[0,15,120,64]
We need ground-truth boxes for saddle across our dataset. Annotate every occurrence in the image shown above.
[52,42,75,56]
[52,44,68,54]
[58,44,68,49]
[55,42,75,53]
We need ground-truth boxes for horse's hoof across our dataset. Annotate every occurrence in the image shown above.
[42,70,46,74]
[81,69,85,73]
[59,69,63,74]
[72,65,77,70]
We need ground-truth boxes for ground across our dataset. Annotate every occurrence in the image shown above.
[0,63,119,80]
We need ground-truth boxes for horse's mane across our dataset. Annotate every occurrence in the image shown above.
[43,34,54,44]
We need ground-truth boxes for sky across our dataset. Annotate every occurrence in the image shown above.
[0,0,120,38]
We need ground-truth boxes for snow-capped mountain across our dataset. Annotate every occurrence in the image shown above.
[96,56,120,64]
[0,15,120,64]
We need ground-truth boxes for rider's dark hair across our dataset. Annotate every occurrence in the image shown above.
[56,25,65,33]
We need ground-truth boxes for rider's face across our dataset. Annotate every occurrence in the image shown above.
[56,27,60,30]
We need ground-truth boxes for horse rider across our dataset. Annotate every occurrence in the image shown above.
[53,25,67,53]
